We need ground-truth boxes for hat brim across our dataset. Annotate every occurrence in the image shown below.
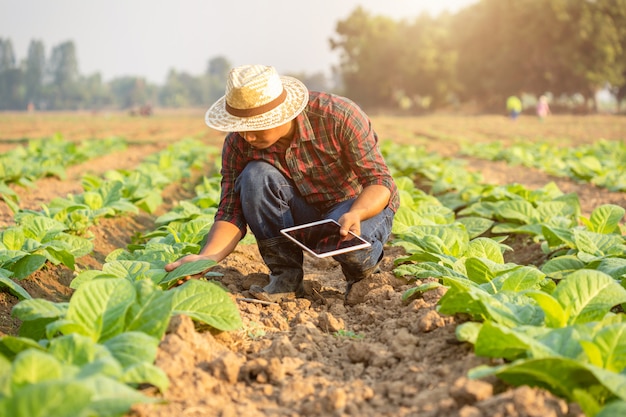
[204,76,309,132]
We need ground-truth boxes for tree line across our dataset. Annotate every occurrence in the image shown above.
[1,0,625,113]
[331,0,626,112]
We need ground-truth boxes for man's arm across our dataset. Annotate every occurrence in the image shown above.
[164,220,242,271]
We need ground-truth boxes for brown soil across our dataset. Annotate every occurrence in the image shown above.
[2,113,625,417]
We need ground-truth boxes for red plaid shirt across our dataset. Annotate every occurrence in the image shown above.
[215,91,399,235]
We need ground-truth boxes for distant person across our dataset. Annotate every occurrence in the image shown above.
[506,95,522,120]
[165,64,399,302]
[536,95,551,121]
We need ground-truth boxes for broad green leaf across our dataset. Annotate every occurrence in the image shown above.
[10,254,47,279]
[495,266,547,292]
[125,280,173,339]
[103,331,159,368]
[2,227,25,250]
[121,362,170,392]
[11,350,65,386]
[103,260,153,280]
[455,321,482,344]
[554,270,626,325]
[0,276,31,300]
[496,200,537,224]
[465,257,496,285]
[82,191,103,210]
[456,217,494,239]
[69,270,118,289]
[586,257,626,280]
[597,401,626,417]
[486,357,609,404]
[466,238,504,263]
[160,259,217,288]
[1,380,93,417]
[171,280,242,331]
[47,334,104,367]
[21,216,67,242]
[0,336,45,360]
[401,281,442,303]
[43,247,75,269]
[573,230,625,258]
[474,321,555,360]
[583,204,625,234]
[65,278,136,341]
[579,323,626,372]
[541,255,585,279]
[135,191,163,214]
[80,375,160,416]
[12,299,69,322]
[525,290,566,328]
[53,234,93,257]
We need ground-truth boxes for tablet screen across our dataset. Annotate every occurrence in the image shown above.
[281,219,371,258]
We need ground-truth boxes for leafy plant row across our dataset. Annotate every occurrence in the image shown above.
[0,149,243,416]
[460,139,626,192]
[0,134,128,212]
[383,143,626,417]
[0,138,220,298]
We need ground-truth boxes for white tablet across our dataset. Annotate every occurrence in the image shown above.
[280,219,371,258]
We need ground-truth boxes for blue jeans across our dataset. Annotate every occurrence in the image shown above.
[235,161,394,275]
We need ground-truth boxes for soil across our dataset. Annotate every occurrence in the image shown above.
[1,112,625,417]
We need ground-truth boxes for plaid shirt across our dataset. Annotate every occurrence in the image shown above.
[215,91,399,235]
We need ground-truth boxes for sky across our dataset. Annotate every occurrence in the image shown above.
[1,0,477,84]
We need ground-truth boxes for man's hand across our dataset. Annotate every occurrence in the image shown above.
[338,211,361,240]
[165,254,214,286]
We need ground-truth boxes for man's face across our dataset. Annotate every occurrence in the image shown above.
[238,121,293,149]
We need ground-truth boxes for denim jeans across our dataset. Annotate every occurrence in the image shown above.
[235,160,394,274]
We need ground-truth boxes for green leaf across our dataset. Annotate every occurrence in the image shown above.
[103,331,159,368]
[554,270,626,325]
[541,255,585,279]
[121,362,170,392]
[9,254,47,280]
[1,380,93,417]
[466,238,504,263]
[65,278,136,341]
[0,275,31,300]
[2,227,25,250]
[11,349,65,386]
[47,333,103,367]
[160,259,216,288]
[171,280,242,331]
[125,280,173,339]
[80,375,160,416]
[597,401,626,417]
[584,204,625,234]
[0,336,45,360]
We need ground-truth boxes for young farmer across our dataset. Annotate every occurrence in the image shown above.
[165,65,399,301]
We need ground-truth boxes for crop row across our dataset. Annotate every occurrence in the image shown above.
[0,139,245,416]
[460,139,626,192]
[0,135,128,212]
[381,141,626,417]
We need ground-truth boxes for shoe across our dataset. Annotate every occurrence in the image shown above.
[248,282,304,303]
[343,250,384,297]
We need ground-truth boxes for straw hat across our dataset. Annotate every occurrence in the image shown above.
[205,65,309,132]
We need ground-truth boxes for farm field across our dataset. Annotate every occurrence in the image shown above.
[1,111,625,417]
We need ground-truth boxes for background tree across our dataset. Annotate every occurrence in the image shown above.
[44,41,82,109]
[23,40,46,108]
[0,38,25,110]
[331,7,403,108]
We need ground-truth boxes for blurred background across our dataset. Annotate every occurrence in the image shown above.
[1,0,625,114]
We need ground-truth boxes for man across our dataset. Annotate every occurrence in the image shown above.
[165,64,399,302]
